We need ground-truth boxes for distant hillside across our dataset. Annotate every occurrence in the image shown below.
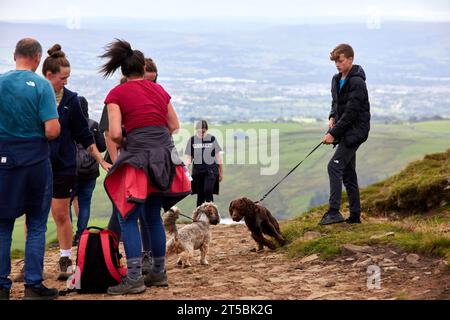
[1,21,450,123]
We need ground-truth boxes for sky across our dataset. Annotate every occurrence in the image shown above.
[0,0,449,22]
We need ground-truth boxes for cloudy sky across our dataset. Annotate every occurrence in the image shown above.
[0,0,449,21]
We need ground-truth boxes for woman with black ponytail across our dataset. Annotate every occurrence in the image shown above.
[100,39,191,295]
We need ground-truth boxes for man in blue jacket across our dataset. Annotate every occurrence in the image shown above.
[320,44,371,225]
[0,38,60,300]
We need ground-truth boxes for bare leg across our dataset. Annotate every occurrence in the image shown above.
[51,198,73,250]
[72,196,79,218]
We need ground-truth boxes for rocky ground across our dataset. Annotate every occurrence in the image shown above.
[9,223,450,300]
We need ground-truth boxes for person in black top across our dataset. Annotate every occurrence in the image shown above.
[185,120,223,207]
[319,44,371,226]
[70,96,106,246]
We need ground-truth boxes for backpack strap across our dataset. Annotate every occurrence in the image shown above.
[100,231,126,282]
[72,230,90,287]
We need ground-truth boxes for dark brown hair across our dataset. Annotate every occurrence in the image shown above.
[42,44,70,75]
[144,58,158,73]
[196,120,209,130]
[99,39,145,78]
[330,44,354,61]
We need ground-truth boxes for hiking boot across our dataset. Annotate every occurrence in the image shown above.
[142,252,152,276]
[346,214,362,224]
[318,210,345,225]
[0,287,10,300]
[107,276,145,295]
[23,284,59,300]
[13,265,25,282]
[144,270,168,287]
[57,257,73,281]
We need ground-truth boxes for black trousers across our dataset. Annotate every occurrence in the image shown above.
[327,142,361,215]
[193,172,217,207]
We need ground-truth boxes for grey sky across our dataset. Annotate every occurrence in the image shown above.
[0,0,449,21]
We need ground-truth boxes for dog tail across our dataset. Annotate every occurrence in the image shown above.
[163,206,180,240]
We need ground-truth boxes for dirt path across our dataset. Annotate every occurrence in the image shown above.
[9,223,450,300]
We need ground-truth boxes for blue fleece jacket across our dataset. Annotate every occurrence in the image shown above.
[50,87,95,176]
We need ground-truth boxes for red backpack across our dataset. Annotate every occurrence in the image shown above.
[70,227,126,293]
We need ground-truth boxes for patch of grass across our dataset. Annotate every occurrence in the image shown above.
[11,249,24,260]
[393,292,410,300]
[281,209,450,263]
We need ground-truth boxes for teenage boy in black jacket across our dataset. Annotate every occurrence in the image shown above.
[319,44,371,225]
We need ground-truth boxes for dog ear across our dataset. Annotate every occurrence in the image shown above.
[228,200,234,214]
[192,206,201,221]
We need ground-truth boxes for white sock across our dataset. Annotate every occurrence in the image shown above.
[60,249,72,259]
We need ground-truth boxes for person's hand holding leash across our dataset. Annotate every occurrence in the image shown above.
[323,133,335,145]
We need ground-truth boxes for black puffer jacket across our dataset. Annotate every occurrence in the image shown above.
[328,64,371,147]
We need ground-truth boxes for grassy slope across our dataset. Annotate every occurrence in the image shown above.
[281,148,450,263]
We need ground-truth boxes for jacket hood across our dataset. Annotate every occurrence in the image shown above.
[347,64,366,81]
[334,64,366,82]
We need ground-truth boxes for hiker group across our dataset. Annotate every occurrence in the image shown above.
[0,38,369,300]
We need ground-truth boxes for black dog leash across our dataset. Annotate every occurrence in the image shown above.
[257,141,324,203]
[179,212,195,221]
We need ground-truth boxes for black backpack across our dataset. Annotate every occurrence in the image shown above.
[76,119,99,176]
[69,227,126,293]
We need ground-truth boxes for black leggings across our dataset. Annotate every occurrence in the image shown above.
[193,172,217,207]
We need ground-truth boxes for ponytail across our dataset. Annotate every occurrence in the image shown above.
[99,39,145,78]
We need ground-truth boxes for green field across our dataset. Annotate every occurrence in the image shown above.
[10,120,450,251]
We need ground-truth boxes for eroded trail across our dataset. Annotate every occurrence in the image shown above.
[10,224,450,300]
